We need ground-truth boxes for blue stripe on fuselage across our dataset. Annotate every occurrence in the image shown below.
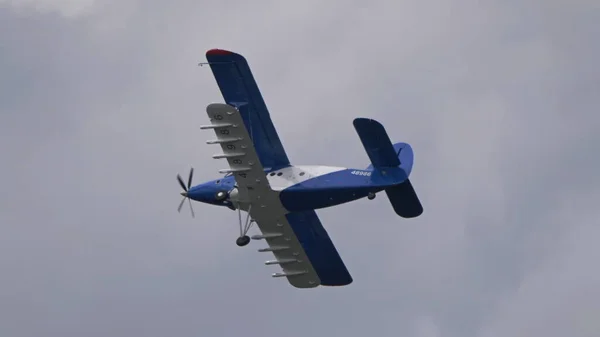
[279,168,408,212]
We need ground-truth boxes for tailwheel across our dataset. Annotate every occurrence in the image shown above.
[368,192,376,200]
[235,204,255,247]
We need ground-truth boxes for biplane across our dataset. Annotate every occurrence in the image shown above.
[176,49,423,288]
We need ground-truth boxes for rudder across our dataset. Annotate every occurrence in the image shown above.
[392,142,414,177]
[387,143,422,217]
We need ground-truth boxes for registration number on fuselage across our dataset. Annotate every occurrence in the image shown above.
[350,170,372,177]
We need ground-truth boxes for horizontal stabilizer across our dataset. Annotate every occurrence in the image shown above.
[385,179,423,218]
[353,118,400,169]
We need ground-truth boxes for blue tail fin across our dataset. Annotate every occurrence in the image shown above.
[392,142,414,178]
[353,118,423,218]
[384,180,423,218]
[353,118,400,169]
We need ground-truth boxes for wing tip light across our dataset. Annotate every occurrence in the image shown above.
[206,48,233,56]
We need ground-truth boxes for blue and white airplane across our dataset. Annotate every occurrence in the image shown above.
[177,49,423,288]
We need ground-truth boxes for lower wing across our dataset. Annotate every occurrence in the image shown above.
[252,209,353,288]
[204,103,352,288]
[285,210,353,287]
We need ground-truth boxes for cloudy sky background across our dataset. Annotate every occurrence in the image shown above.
[1,1,599,336]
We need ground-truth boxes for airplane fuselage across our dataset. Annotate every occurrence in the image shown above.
[186,165,409,212]
[174,48,423,287]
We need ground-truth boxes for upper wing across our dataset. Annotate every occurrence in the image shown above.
[205,49,290,170]
[204,103,270,193]
[204,103,352,288]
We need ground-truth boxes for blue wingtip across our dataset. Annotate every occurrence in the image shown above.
[286,211,353,286]
[353,117,384,129]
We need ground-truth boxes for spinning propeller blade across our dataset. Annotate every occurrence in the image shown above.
[187,168,194,190]
[176,168,195,218]
[188,198,195,218]
[177,197,186,212]
[177,174,187,192]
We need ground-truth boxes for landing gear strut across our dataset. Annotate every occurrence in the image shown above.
[368,192,376,200]
[235,204,254,247]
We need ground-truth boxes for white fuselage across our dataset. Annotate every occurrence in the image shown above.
[263,165,347,191]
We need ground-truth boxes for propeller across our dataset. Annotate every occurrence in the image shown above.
[177,168,195,218]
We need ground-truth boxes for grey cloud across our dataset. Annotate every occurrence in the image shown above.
[0,0,97,18]
[1,1,599,337]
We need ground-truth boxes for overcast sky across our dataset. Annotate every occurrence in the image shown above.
[1,1,599,337]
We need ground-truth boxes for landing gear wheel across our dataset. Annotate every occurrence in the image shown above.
[234,202,254,247]
[236,235,250,247]
[367,192,376,200]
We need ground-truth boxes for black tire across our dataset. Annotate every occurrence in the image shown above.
[236,235,250,247]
